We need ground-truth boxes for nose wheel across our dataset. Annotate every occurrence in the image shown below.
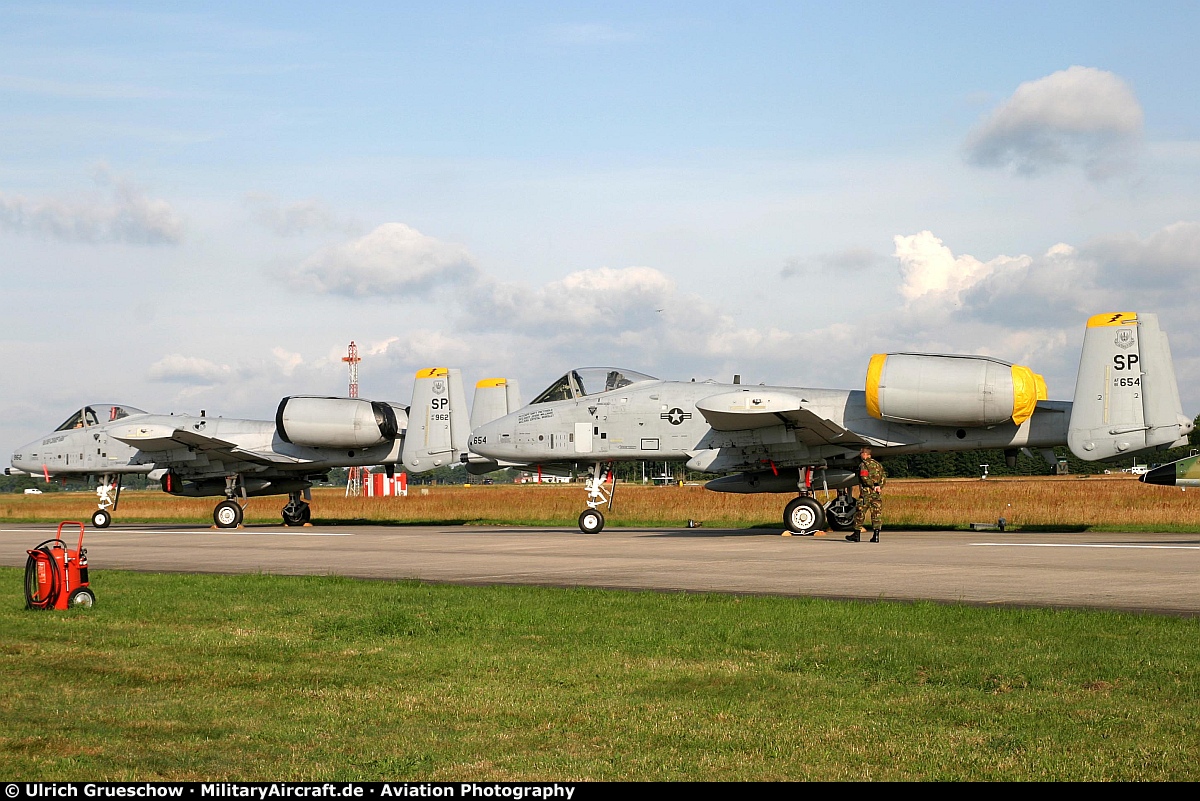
[90,509,112,529]
[578,508,605,534]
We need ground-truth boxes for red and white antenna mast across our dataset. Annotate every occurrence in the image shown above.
[343,341,360,398]
[343,341,364,496]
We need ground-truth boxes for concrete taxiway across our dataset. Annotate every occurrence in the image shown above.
[3,523,1199,615]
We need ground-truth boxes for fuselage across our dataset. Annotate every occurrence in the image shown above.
[471,377,1074,473]
[11,406,404,489]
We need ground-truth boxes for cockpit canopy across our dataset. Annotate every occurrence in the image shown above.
[55,404,147,431]
[531,368,657,404]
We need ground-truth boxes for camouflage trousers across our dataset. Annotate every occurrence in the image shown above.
[854,489,883,530]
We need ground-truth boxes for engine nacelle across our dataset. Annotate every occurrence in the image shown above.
[866,353,1046,428]
[275,396,401,449]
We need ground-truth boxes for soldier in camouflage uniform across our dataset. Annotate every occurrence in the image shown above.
[848,445,885,543]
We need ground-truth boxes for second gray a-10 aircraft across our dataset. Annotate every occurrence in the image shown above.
[462,312,1193,534]
[6,368,470,528]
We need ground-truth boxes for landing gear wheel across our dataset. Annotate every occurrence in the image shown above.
[214,500,244,529]
[282,502,311,527]
[67,588,95,608]
[578,508,605,534]
[91,509,112,529]
[784,496,825,535]
[825,494,857,531]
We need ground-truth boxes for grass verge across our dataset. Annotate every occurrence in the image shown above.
[2,568,1199,781]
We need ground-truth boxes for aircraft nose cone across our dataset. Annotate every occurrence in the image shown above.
[471,420,511,459]
[1140,463,1178,486]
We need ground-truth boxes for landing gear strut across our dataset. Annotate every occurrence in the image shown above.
[282,490,312,527]
[577,461,615,533]
[91,474,120,528]
[213,475,247,529]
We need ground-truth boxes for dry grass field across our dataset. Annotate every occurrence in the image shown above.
[3,473,1198,530]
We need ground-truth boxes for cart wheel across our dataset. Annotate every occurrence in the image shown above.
[67,587,95,608]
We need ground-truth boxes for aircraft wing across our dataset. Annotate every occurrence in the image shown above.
[696,391,866,448]
[110,424,294,467]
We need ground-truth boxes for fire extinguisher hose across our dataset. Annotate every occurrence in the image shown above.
[24,539,64,611]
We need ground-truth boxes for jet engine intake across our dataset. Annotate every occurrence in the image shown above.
[275,396,400,449]
[865,353,1046,428]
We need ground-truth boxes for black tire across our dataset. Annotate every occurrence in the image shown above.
[578,508,605,534]
[824,493,857,531]
[67,587,95,609]
[784,496,825,534]
[214,500,243,529]
[282,502,311,527]
[91,509,112,529]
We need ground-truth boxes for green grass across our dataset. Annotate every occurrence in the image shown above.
[2,567,1199,781]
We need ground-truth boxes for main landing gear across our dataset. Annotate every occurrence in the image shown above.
[90,474,121,528]
[781,469,857,535]
[212,475,247,529]
[281,490,312,527]
[577,461,616,534]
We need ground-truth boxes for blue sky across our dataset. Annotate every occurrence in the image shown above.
[3,2,1200,455]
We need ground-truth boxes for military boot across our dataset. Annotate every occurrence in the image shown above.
[845,531,860,542]
[870,529,880,543]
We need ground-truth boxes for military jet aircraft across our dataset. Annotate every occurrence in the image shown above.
[466,312,1193,534]
[1140,453,1200,488]
[7,368,473,529]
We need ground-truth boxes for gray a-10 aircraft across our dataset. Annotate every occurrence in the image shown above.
[6,367,470,528]
[464,312,1193,534]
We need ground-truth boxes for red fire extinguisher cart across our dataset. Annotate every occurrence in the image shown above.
[25,521,94,610]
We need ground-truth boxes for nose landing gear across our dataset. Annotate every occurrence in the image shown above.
[576,461,615,533]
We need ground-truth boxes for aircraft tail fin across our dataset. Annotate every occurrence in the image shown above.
[402,367,470,473]
[465,378,522,474]
[470,378,522,430]
[1068,312,1193,461]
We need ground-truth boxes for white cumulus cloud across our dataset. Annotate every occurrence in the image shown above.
[965,66,1143,179]
[147,355,233,385]
[244,192,354,236]
[284,223,478,297]
[0,166,183,244]
[470,266,676,331]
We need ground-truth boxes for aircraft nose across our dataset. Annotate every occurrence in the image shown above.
[1140,462,1179,486]
[10,439,40,473]
[471,419,512,459]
